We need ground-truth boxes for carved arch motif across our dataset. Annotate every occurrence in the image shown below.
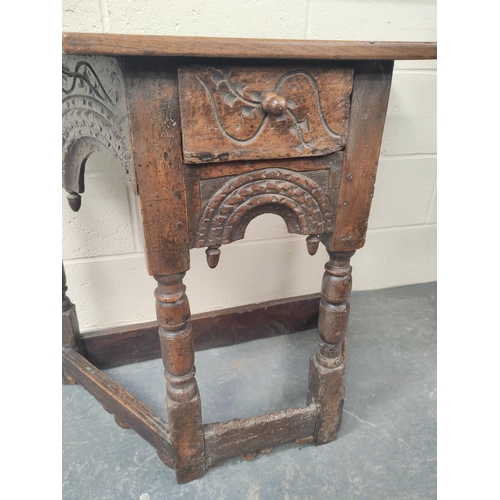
[62,56,136,210]
[194,168,335,248]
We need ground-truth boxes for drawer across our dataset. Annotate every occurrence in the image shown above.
[178,64,354,164]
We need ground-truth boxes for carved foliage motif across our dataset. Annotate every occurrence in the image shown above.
[62,56,137,196]
[196,68,343,150]
[194,168,335,248]
[179,65,354,164]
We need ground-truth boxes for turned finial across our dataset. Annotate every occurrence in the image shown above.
[306,235,320,256]
[66,191,82,212]
[261,92,288,116]
[206,247,221,268]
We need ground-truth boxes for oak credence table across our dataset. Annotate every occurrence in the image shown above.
[61,33,437,484]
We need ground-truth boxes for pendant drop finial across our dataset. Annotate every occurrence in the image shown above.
[306,235,320,256]
[206,247,221,268]
[67,191,82,212]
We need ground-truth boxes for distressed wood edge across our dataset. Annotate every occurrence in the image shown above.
[81,293,321,369]
[62,33,437,60]
[330,60,394,251]
[62,347,174,465]
[122,58,190,277]
[203,405,318,466]
[62,55,138,202]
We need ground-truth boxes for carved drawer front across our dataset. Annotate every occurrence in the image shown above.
[178,65,354,164]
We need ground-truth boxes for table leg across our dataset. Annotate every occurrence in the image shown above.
[62,263,81,385]
[307,250,355,444]
[155,273,205,483]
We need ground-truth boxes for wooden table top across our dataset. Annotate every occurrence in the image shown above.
[62,33,437,60]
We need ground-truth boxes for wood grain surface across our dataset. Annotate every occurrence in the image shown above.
[325,61,394,252]
[63,33,437,60]
[81,293,321,369]
[178,65,353,163]
[62,347,174,465]
[203,405,317,466]
[123,58,190,276]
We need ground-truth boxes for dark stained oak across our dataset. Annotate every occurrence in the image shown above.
[62,263,81,385]
[185,151,344,248]
[323,61,394,251]
[260,91,288,116]
[62,33,437,484]
[62,55,137,212]
[203,405,317,467]
[81,293,322,369]
[62,347,174,465]
[123,58,190,277]
[307,250,354,444]
[122,59,204,483]
[192,168,336,249]
[178,65,353,164]
[63,33,437,60]
[154,274,205,483]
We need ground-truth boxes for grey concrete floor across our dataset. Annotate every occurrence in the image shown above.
[62,282,437,500]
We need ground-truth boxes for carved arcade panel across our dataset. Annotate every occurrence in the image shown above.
[178,65,354,164]
[62,56,137,210]
[193,167,337,248]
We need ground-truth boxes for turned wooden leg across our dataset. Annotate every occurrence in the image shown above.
[307,250,355,444]
[155,273,205,483]
[62,263,82,385]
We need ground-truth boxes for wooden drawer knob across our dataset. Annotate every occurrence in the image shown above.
[261,92,288,116]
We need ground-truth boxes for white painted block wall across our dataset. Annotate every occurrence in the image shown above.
[62,0,437,332]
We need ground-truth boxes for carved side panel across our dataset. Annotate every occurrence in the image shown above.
[62,56,137,210]
[193,168,335,248]
[179,65,354,164]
